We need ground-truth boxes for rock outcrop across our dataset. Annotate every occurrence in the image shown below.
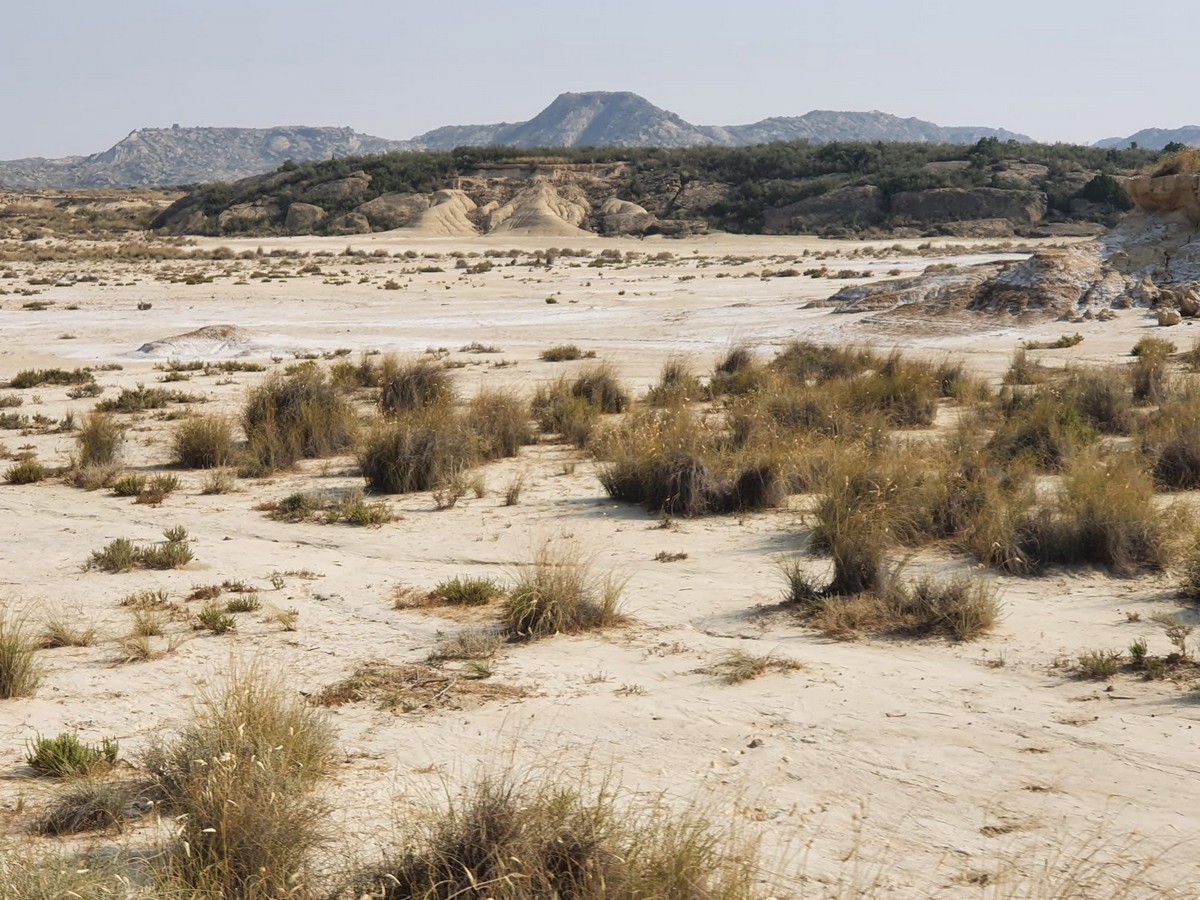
[284,202,326,232]
[1124,174,1200,222]
[599,197,656,235]
[763,186,886,232]
[354,192,430,230]
[890,188,1047,225]
[829,176,1200,319]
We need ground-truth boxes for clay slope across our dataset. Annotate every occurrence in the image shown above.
[831,174,1200,319]
[485,180,590,236]
[403,190,479,237]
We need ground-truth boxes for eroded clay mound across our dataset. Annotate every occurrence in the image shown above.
[403,190,479,237]
[485,180,590,237]
[135,325,255,358]
[830,265,1004,314]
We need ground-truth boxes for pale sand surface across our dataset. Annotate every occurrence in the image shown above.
[1,231,1198,896]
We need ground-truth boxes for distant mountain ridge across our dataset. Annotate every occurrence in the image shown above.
[0,126,408,190]
[402,92,1031,151]
[1094,126,1200,151]
[0,91,1034,189]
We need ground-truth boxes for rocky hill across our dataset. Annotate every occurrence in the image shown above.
[1,92,1032,190]
[151,140,1156,239]
[1095,127,1200,151]
[0,127,409,190]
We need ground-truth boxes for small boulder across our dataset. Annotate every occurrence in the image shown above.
[1158,308,1182,326]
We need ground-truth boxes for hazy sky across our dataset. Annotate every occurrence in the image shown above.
[3,0,1195,159]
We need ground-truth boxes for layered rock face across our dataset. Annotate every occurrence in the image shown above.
[831,175,1200,319]
[1124,174,1200,222]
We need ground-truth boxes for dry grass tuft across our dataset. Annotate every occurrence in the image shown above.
[173,413,236,468]
[701,650,804,685]
[75,411,124,467]
[358,771,763,900]
[0,611,42,699]
[380,355,457,414]
[504,542,626,638]
[316,659,522,713]
[147,663,335,897]
[242,367,356,474]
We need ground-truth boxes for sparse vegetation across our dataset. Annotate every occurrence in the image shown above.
[540,343,595,361]
[4,457,47,484]
[358,413,478,494]
[9,367,94,389]
[358,771,761,900]
[263,487,394,525]
[88,527,193,572]
[702,650,804,684]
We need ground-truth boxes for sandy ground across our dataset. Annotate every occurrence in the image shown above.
[2,230,1199,897]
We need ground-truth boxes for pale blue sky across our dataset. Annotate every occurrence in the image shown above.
[3,0,1195,158]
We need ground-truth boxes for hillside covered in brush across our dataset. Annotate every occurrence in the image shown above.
[155,139,1159,239]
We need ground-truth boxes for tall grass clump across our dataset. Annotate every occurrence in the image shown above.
[1062,367,1135,435]
[172,414,235,468]
[795,571,1001,641]
[807,460,900,596]
[709,344,766,396]
[0,611,41,699]
[0,845,125,897]
[1002,348,1050,385]
[75,411,124,467]
[1143,392,1200,489]
[988,390,1096,471]
[569,361,630,413]
[770,340,881,383]
[359,771,761,900]
[1130,340,1172,405]
[645,356,702,406]
[147,664,335,898]
[505,543,625,638]
[531,376,600,447]
[242,367,356,473]
[1019,453,1174,575]
[379,355,456,414]
[358,413,479,494]
[465,388,534,459]
[595,408,785,516]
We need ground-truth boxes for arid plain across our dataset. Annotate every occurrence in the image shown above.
[2,228,1199,898]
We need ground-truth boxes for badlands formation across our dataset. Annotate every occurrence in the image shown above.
[2,173,1200,897]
